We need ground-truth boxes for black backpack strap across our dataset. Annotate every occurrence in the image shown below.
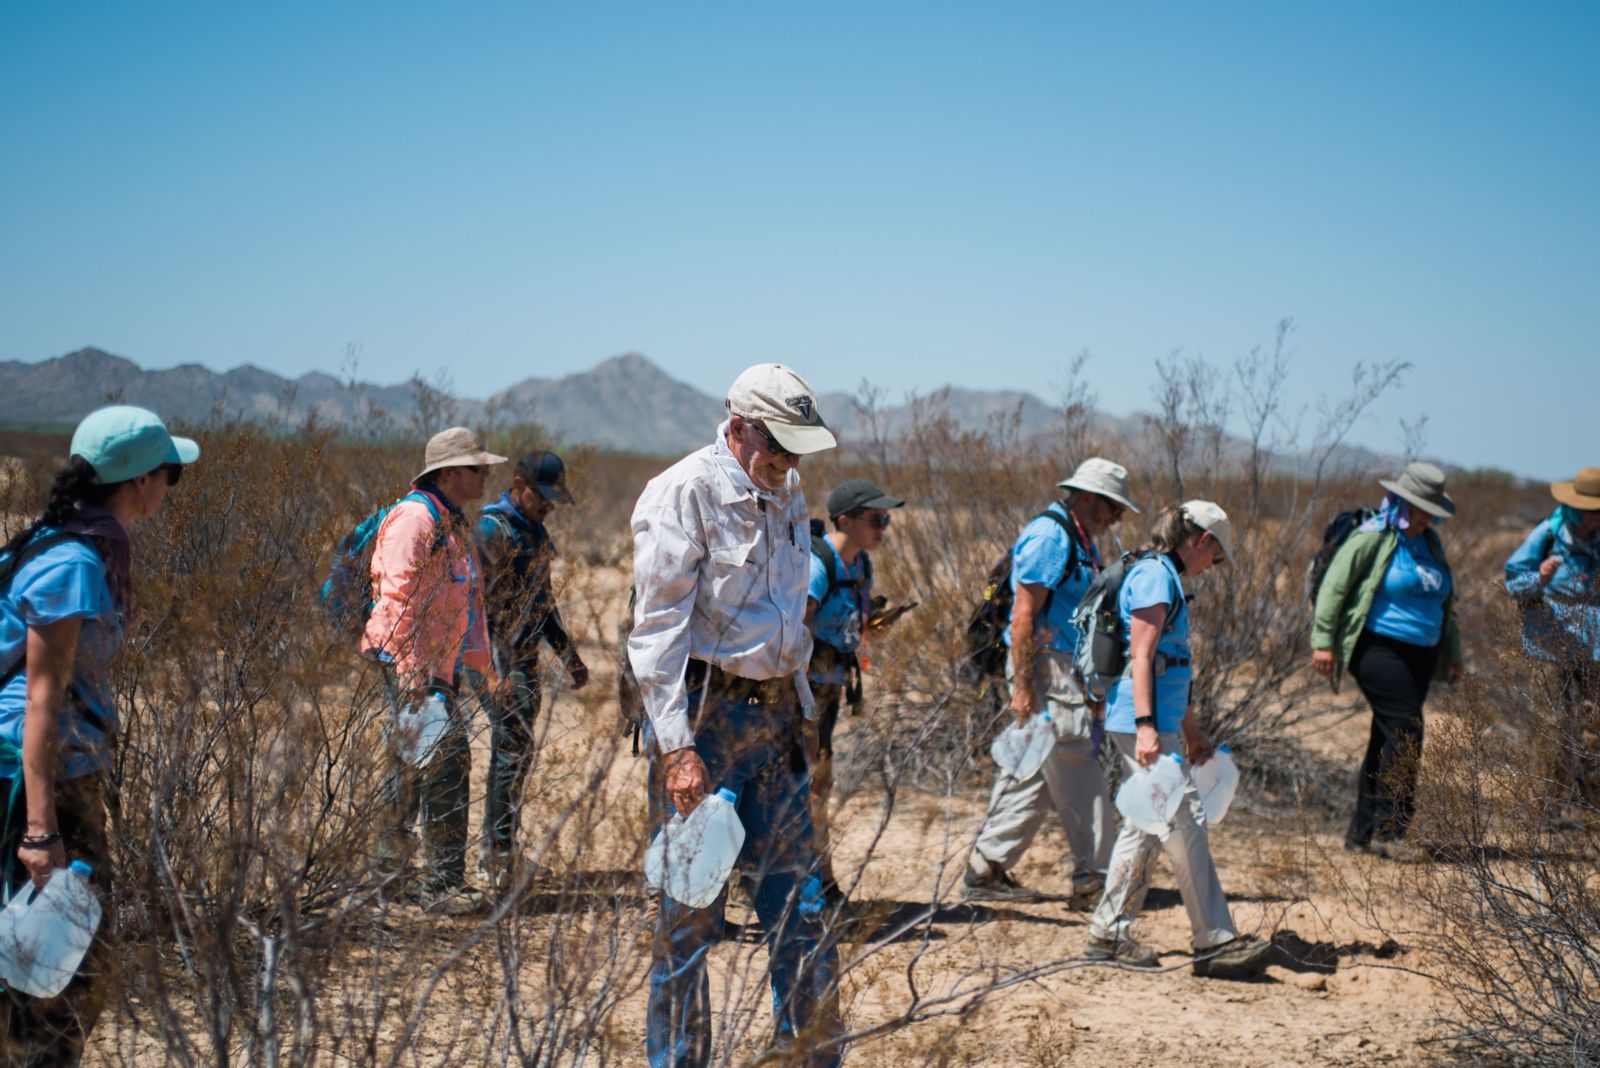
[1030,507,1083,616]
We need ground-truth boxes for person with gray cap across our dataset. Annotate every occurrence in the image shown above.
[964,458,1135,906]
[0,405,198,1062]
[629,363,843,1067]
[1504,466,1600,828]
[364,426,508,915]
[804,478,906,902]
[1084,501,1271,979]
[1313,462,1464,856]
[472,450,589,893]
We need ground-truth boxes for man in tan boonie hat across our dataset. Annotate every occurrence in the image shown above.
[1379,461,1456,519]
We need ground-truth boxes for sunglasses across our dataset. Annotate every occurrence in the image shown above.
[161,463,183,487]
[1097,495,1126,519]
[744,419,797,459]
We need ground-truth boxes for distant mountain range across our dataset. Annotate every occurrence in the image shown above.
[0,346,1406,474]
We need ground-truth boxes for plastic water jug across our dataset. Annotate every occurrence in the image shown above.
[1115,753,1188,836]
[643,787,745,909]
[0,860,102,998]
[1190,746,1239,826]
[990,711,1054,781]
[392,692,449,767]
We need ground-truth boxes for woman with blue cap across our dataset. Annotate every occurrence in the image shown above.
[0,405,198,1062]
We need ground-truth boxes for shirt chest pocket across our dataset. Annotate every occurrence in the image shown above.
[706,519,758,568]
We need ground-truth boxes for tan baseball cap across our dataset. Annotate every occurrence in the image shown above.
[1180,499,1232,562]
[415,427,509,482]
[726,363,837,455]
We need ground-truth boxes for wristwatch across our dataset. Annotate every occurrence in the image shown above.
[1134,715,1157,729]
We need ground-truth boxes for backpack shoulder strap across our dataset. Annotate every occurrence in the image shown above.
[402,489,451,550]
[1033,507,1080,589]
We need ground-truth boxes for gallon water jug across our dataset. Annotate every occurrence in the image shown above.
[0,860,102,998]
[392,692,450,767]
[1190,746,1239,826]
[643,787,745,909]
[1115,753,1188,836]
[991,711,1055,781]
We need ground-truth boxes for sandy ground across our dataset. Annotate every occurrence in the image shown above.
[86,560,1452,1067]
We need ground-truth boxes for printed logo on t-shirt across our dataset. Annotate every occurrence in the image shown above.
[1416,563,1445,594]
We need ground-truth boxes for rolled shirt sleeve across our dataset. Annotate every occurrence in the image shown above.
[628,482,707,754]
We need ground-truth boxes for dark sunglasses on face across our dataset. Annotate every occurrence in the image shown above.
[845,510,891,529]
[1097,495,1125,519]
[161,463,182,486]
[745,419,797,459]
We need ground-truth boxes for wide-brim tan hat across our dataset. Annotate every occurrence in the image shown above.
[1379,461,1456,518]
[1058,457,1141,513]
[415,426,509,482]
[1552,467,1600,510]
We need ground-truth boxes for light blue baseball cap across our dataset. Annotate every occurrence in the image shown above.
[69,406,200,485]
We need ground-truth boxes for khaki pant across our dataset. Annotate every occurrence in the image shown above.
[969,650,1113,892]
[1088,731,1237,949]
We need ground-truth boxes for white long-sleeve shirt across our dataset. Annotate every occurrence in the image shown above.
[628,422,815,753]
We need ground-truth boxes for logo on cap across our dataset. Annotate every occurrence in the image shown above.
[788,395,814,420]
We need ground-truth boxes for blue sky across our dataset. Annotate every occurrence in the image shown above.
[2,2,1595,477]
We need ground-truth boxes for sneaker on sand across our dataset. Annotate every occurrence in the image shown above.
[1082,934,1161,968]
[1191,936,1272,980]
[414,883,488,918]
[961,865,1044,903]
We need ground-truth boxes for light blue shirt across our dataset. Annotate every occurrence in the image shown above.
[808,539,869,686]
[1105,554,1193,734]
[1366,533,1450,647]
[0,535,123,779]
[1505,511,1599,663]
[1004,503,1100,653]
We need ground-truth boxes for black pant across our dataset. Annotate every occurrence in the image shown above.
[1347,631,1436,845]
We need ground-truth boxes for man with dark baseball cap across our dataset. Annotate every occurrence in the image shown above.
[472,449,588,894]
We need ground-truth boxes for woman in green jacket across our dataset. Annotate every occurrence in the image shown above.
[1311,463,1465,856]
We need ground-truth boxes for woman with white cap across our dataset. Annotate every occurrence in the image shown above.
[1505,466,1600,827]
[1312,462,1464,856]
[963,458,1137,907]
[0,405,199,1062]
[1083,501,1271,979]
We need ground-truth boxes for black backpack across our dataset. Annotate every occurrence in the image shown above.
[1306,508,1375,608]
[957,509,1078,686]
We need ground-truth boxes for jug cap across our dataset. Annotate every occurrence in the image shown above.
[68,859,93,877]
[715,786,739,804]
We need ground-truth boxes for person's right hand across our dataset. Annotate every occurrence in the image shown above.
[1311,649,1335,679]
[663,748,710,816]
[1539,556,1561,587]
[1134,725,1161,767]
[1009,685,1039,725]
[18,831,64,890]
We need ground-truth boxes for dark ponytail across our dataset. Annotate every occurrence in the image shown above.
[1,456,116,561]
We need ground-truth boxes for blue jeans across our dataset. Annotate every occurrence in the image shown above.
[645,688,843,1068]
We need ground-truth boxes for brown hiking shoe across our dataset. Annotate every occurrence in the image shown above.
[1082,934,1161,968]
[1192,936,1271,979]
[961,865,1044,903]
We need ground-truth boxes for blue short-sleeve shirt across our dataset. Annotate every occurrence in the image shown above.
[808,539,869,684]
[1366,533,1451,647]
[1105,554,1193,734]
[1004,503,1100,653]
[0,534,123,779]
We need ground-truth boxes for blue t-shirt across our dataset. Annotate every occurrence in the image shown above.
[0,535,123,779]
[808,539,869,684]
[1366,533,1451,647]
[1105,555,1192,734]
[1004,504,1100,653]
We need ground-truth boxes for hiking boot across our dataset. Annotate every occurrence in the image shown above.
[413,882,487,918]
[1191,936,1271,980]
[1082,933,1161,968]
[1065,876,1105,911]
[1343,838,1393,860]
[961,865,1043,903]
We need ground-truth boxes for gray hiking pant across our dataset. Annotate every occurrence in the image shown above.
[970,650,1113,892]
[1088,730,1237,950]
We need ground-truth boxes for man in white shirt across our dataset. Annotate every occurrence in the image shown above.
[629,363,843,1068]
